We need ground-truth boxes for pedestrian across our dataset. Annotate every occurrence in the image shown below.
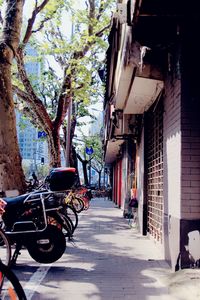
[128,188,138,227]
[32,172,39,187]
[108,185,112,201]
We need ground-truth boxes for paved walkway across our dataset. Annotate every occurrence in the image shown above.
[11,197,200,299]
[61,197,176,300]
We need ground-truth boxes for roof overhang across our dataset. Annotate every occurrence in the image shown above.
[124,76,164,114]
[105,139,124,164]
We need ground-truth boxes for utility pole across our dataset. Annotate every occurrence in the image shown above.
[89,159,91,185]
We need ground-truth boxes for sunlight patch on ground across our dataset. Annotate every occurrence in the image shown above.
[65,262,95,272]
[60,282,101,300]
[86,217,115,222]
[146,296,177,300]
[166,269,200,300]
[142,267,200,300]
[142,267,171,288]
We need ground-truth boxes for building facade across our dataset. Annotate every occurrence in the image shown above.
[103,0,200,270]
[16,111,48,174]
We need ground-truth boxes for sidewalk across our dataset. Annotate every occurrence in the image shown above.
[62,198,200,300]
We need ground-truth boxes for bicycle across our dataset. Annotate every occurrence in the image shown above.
[0,199,11,267]
[61,204,78,232]
[64,190,84,213]
[0,228,11,267]
[75,187,92,211]
[0,260,27,299]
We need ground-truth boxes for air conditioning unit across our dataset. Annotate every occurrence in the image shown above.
[114,117,123,136]
[113,113,136,137]
[123,114,136,134]
[116,3,127,24]
[113,110,123,136]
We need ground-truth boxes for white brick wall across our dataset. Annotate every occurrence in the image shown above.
[137,129,144,233]
[163,77,181,268]
[163,78,181,219]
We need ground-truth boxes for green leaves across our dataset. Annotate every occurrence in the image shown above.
[14,0,114,164]
[78,134,104,172]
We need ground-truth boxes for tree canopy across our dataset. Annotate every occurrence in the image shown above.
[13,0,114,166]
[0,0,115,193]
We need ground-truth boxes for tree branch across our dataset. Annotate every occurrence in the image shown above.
[53,74,71,130]
[96,0,110,20]
[88,0,95,36]
[15,52,53,133]
[74,23,111,59]
[77,152,84,163]
[32,13,56,34]
[0,10,3,25]
[13,85,49,130]
[3,0,24,53]
[22,0,50,46]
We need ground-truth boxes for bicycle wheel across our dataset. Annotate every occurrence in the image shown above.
[62,205,78,230]
[76,193,90,210]
[82,198,90,210]
[0,260,27,299]
[0,228,11,266]
[72,197,84,213]
[59,213,75,235]
[52,211,74,237]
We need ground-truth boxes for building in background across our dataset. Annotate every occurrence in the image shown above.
[88,110,106,187]
[16,112,48,176]
[16,45,48,177]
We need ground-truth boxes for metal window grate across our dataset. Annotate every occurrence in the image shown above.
[146,100,163,243]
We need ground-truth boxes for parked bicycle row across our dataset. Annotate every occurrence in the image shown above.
[0,167,92,299]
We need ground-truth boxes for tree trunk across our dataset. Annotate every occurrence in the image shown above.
[47,127,61,168]
[98,170,102,189]
[82,160,89,186]
[0,0,26,194]
[69,113,77,167]
[77,153,89,186]
[0,62,26,194]
[71,146,80,185]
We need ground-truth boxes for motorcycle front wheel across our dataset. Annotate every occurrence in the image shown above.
[26,225,66,264]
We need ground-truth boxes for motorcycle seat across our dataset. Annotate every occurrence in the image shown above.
[3,194,29,207]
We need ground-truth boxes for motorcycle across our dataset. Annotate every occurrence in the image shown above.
[0,167,77,265]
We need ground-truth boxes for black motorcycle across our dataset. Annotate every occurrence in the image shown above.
[1,167,77,265]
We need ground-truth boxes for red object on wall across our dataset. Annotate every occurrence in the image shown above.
[117,160,122,208]
[114,164,117,204]
[113,160,122,207]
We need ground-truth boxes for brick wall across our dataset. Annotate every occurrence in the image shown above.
[163,75,181,269]
[163,77,181,218]
[181,100,200,219]
[181,19,200,220]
